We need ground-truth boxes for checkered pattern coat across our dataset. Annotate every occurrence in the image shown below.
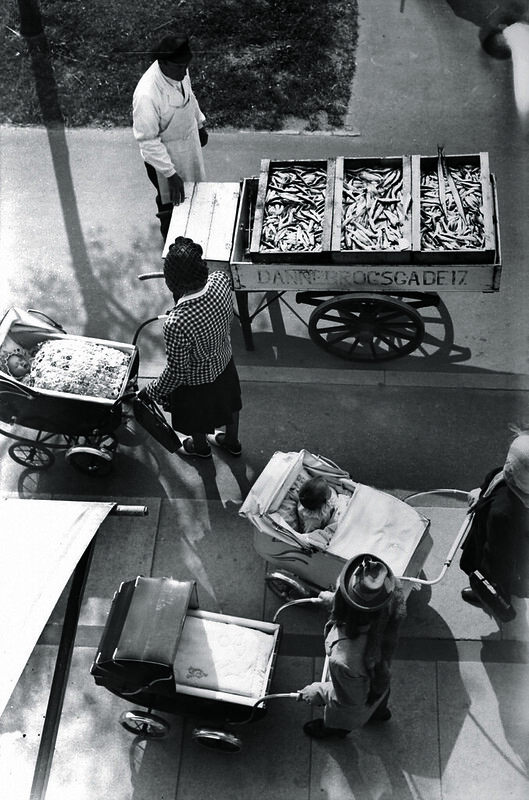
[146,271,233,403]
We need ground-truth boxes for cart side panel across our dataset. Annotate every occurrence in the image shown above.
[229,261,499,292]
[249,158,271,257]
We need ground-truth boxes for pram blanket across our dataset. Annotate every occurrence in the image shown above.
[326,483,428,577]
[173,616,275,698]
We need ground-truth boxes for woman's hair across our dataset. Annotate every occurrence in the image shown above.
[163,236,208,298]
[329,589,379,638]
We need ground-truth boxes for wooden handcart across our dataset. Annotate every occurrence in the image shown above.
[153,151,501,363]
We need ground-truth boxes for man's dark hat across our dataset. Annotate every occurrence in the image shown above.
[338,554,395,612]
[152,34,192,64]
[164,236,208,295]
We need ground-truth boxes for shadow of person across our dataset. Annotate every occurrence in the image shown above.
[478,605,529,774]
[315,600,470,799]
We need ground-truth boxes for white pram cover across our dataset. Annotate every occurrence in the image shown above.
[239,450,429,577]
[173,615,275,698]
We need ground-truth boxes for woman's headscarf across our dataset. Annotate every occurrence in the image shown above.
[163,236,209,299]
[503,434,529,507]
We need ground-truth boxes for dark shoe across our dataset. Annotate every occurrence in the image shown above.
[180,438,212,459]
[368,707,392,722]
[303,718,350,739]
[461,587,482,608]
[207,432,242,457]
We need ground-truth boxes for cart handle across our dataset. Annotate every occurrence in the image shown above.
[399,512,474,586]
[110,505,148,516]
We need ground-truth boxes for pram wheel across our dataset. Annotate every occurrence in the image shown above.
[65,445,114,476]
[265,570,314,600]
[8,441,55,470]
[119,710,170,739]
[192,727,242,753]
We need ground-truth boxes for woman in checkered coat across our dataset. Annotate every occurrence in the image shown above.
[141,236,242,458]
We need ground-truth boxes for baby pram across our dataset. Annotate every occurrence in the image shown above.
[91,576,291,753]
[0,307,177,475]
[239,450,434,599]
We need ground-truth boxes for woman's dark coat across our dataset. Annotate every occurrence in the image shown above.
[460,468,529,599]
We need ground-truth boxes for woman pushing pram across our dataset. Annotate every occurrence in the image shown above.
[297,553,406,739]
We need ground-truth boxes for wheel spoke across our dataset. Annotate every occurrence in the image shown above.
[376,334,403,353]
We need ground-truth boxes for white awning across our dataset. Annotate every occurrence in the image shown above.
[0,498,115,717]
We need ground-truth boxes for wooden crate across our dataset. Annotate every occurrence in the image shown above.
[162,182,241,266]
[331,156,413,264]
[411,152,496,264]
[230,179,502,293]
[249,158,335,263]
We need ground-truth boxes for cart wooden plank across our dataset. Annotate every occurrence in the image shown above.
[162,182,240,263]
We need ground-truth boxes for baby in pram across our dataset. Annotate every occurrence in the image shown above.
[6,354,31,380]
[282,474,350,548]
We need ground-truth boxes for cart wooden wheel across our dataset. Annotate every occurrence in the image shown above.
[192,727,242,753]
[308,293,425,361]
[119,710,170,739]
[265,570,314,600]
[8,441,55,470]
[65,445,114,476]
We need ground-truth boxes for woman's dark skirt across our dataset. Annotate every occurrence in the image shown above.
[169,358,242,434]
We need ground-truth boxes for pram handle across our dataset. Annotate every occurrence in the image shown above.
[399,512,474,586]
[272,597,323,623]
[132,315,169,346]
[230,692,302,725]
[137,272,164,281]
[253,692,301,707]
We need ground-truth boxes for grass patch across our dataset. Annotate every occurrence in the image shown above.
[1,0,358,129]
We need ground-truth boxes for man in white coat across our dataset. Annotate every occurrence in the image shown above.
[133,34,208,238]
